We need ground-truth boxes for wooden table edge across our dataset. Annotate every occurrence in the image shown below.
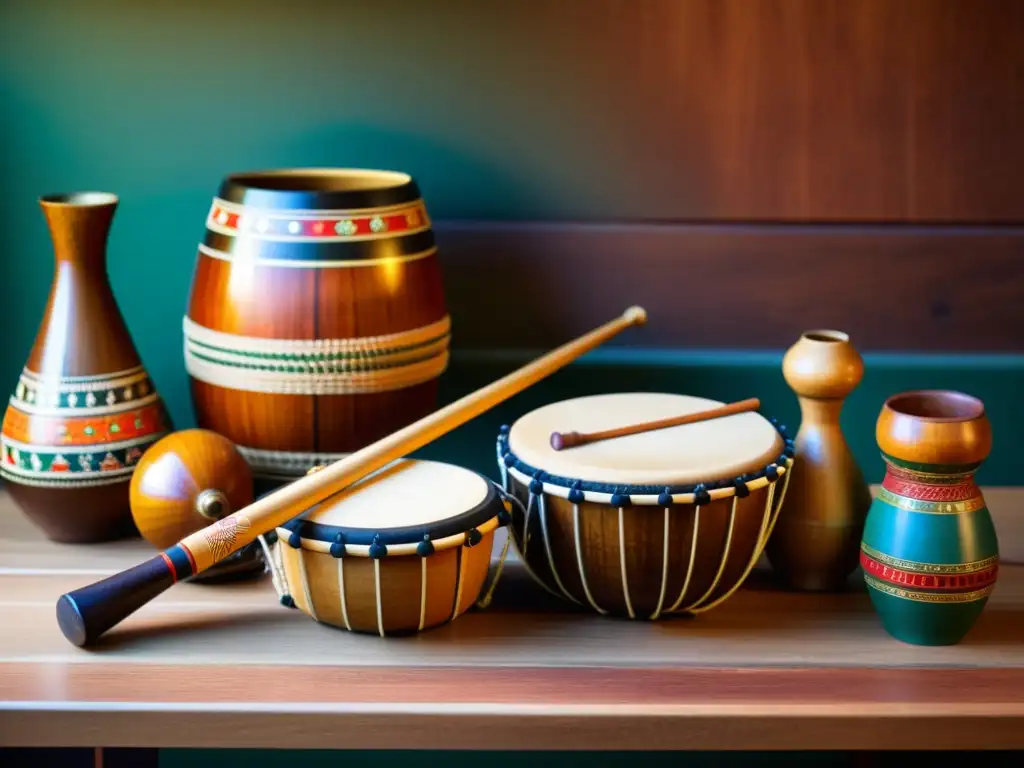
[1,707,1023,751]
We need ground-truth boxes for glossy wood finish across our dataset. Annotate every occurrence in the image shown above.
[877,390,993,467]
[185,169,449,481]
[767,331,873,592]
[57,309,648,646]
[1,194,172,543]
[1,495,1022,750]
[435,221,1024,351]
[129,430,253,549]
[863,390,998,645]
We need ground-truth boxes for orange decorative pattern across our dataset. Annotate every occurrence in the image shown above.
[1,402,169,446]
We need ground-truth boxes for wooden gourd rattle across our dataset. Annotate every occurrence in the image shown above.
[129,428,264,582]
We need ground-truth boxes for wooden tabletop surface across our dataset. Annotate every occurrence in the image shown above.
[1,488,1022,752]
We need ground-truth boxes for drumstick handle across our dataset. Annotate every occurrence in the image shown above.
[56,306,647,647]
[550,397,761,450]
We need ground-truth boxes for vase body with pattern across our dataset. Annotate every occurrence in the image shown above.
[1,193,173,542]
[861,390,998,646]
[183,169,450,484]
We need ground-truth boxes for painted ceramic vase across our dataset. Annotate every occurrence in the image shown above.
[861,390,998,645]
[183,168,450,486]
[767,330,872,591]
[1,193,173,543]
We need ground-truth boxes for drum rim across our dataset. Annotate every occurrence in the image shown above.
[215,167,422,210]
[278,461,503,548]
[496,419,792,501]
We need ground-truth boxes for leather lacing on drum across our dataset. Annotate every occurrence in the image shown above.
[259,500,514,637]
[495,420,795,620]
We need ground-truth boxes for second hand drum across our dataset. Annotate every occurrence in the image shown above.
[497,392,794,620]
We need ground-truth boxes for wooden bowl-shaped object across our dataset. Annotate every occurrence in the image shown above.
[876,390,992,469]
[129,429,254,549]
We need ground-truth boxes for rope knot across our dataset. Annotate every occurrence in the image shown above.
[369,534,388,559]
[416,534,435,557]
[694,484,711,506]
[329,532,346,558]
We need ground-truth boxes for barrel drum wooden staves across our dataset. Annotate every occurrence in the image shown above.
[183,169,451,483]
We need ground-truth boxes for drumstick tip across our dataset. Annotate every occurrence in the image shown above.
[624,305,647,325]
[550,431,581,451]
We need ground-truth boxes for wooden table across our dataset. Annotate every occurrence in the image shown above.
[1,488,1022,754]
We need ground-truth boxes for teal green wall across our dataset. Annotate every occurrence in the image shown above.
[419,351,1024,488]
[2,0,1023,489]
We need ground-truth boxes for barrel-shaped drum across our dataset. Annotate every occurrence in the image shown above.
[497,393,793,619]
[273,459,509,636]
[184,169,450,482]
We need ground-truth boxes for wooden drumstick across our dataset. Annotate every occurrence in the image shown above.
[550,397,761,450]
[55,306,648,647]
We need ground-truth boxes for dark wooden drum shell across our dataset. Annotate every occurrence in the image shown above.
[184,169,449,481]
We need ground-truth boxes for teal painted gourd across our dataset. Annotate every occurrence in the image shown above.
[860,390,998,646]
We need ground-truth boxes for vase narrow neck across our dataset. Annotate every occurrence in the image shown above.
[797,396,845,425]
[40,199,117,271]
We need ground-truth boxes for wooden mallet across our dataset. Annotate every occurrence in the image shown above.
[550,397,761,451]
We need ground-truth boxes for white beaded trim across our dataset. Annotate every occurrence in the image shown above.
[182,314,450,356]
[504,464,787,505]
[185,348,448,395]
[183,314,450,395]
[18,367,149,393]
[236,446,350,477]
[8,392,161,418]
[184,334,450,374]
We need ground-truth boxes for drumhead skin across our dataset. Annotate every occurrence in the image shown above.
[279,458,501,550]
[506,393,785,487]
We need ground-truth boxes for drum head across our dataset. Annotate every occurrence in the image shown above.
[506,393,784,486]
[282,459,498,545]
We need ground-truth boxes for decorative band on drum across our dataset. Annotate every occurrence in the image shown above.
[236,446,350,477]
[196,242,439,269]
[182,315,450,395]
[206,197,431,243]
[875,486,987,515]
[495,421,793,505]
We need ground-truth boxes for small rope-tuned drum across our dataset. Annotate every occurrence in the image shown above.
[267,458,511,636]
[496,392,794,619]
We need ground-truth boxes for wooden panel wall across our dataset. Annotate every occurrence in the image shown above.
[422,0,1024,352]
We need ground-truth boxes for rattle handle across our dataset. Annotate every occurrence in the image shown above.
[56,306,648,647]
[550,397,761,450]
